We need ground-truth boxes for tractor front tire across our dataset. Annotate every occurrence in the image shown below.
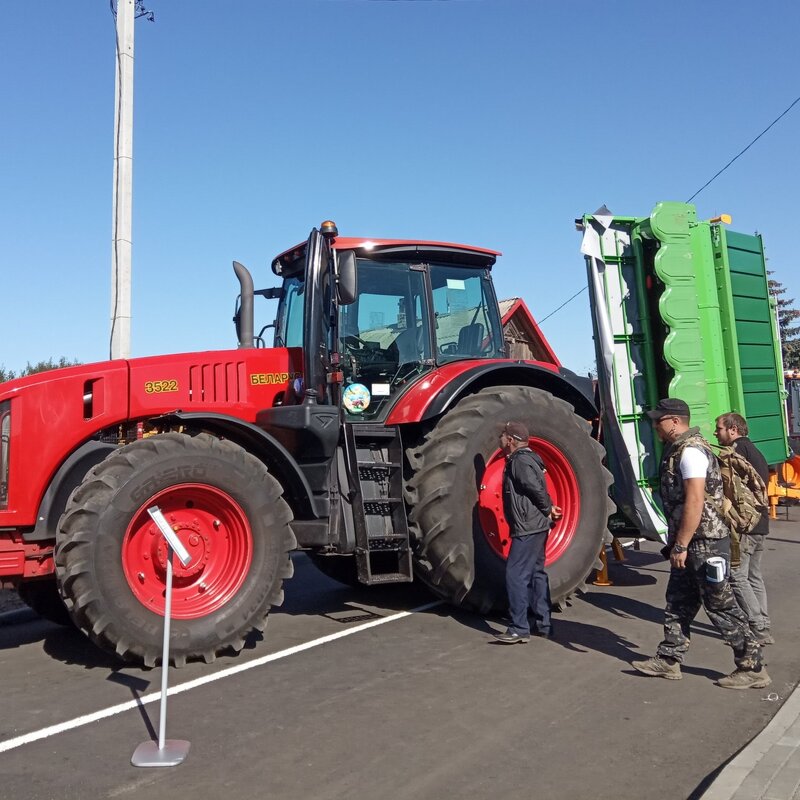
[17,580,73,626]
[405,385,613,613]
[55,432,295,667]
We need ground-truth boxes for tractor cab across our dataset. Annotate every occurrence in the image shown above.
[269,223,506,421]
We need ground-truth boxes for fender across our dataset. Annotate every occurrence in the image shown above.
[24,439,119,542]
[386,361,598,425]
[153,411,320,518]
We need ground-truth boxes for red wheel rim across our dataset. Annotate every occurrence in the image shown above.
[477,437,581,566]
[122,483,253,619]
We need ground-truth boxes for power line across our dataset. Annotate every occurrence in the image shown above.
[538,286,587,325]
[542,95,799,327]
[687,93,800,203]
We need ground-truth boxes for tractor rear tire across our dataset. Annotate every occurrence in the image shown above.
[405,385,613,613]
[55,432,295,667]
[18,580,73,626]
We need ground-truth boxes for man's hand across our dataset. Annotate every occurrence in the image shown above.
[550,505,563,521]
[670,550,688,569]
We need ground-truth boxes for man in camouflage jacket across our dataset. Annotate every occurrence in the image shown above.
[632,398,769,690]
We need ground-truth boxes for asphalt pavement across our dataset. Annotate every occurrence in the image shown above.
[1,515,799,800]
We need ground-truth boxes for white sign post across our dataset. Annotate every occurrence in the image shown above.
[131,505,193,767]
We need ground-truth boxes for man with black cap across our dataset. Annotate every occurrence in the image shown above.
[631,399,768,689]
[493,421,562,644]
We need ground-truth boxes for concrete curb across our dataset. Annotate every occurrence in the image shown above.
[702,681,800,799]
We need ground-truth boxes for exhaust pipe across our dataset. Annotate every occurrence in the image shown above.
[233,261,254,349]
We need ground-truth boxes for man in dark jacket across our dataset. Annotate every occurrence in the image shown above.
[493,421,562,644]
[715,412,773,645]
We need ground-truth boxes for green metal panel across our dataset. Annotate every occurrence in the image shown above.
[643,202,736,442]
[716,227,789,464]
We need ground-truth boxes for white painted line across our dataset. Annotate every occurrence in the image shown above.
[0,599,442,755]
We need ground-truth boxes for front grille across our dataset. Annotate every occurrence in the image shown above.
[188,362,246,404]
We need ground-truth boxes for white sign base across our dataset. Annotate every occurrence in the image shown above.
[131,739,190,767]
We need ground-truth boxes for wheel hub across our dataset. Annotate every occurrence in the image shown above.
[477,436,581,566]
[122,483,253,619]
[153,519,207,580]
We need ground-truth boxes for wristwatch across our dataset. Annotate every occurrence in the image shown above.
[672,544,688,554]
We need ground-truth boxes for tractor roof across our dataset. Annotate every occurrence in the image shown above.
[272,237,500,276]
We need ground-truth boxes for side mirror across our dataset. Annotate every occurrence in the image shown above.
[337,251,358,306]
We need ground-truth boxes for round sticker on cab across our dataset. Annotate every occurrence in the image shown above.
[342,383,370,414]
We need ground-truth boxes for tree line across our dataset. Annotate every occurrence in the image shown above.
[769,274,800,370]
[0,357,81,384]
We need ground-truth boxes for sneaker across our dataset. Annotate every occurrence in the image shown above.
[493,631,529,644]
[631,656,682,680]
[532,627,555,639]
[716,668,772,690]
[757,630,775,646]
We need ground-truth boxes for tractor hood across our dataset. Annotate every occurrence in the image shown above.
[0,348,303,526]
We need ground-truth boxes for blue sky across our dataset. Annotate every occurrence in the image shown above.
[1,1,798,376]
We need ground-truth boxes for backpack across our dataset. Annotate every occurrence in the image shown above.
[710,446,769,565]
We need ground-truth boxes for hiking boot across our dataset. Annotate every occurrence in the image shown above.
[493,631,529,644]
[631,656,682,680]
[756,630,775,646]
[716,668,772,690]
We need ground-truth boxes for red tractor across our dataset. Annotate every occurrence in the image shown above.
[0,223,612,666]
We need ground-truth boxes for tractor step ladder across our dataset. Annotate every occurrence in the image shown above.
[344,423,413,585]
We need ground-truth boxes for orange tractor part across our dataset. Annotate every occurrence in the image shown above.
[768,454,800,518]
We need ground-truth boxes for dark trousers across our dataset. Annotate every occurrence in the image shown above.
[656,537,762,671]
[506,532,551,636]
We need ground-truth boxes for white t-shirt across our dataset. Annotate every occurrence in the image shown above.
[679,447,709,479]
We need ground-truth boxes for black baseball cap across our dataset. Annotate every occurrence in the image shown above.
[646,398,691,421]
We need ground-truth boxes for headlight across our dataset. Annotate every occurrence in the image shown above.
[0,401,10,509]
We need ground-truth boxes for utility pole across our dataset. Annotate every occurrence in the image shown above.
[110,0,135,360]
